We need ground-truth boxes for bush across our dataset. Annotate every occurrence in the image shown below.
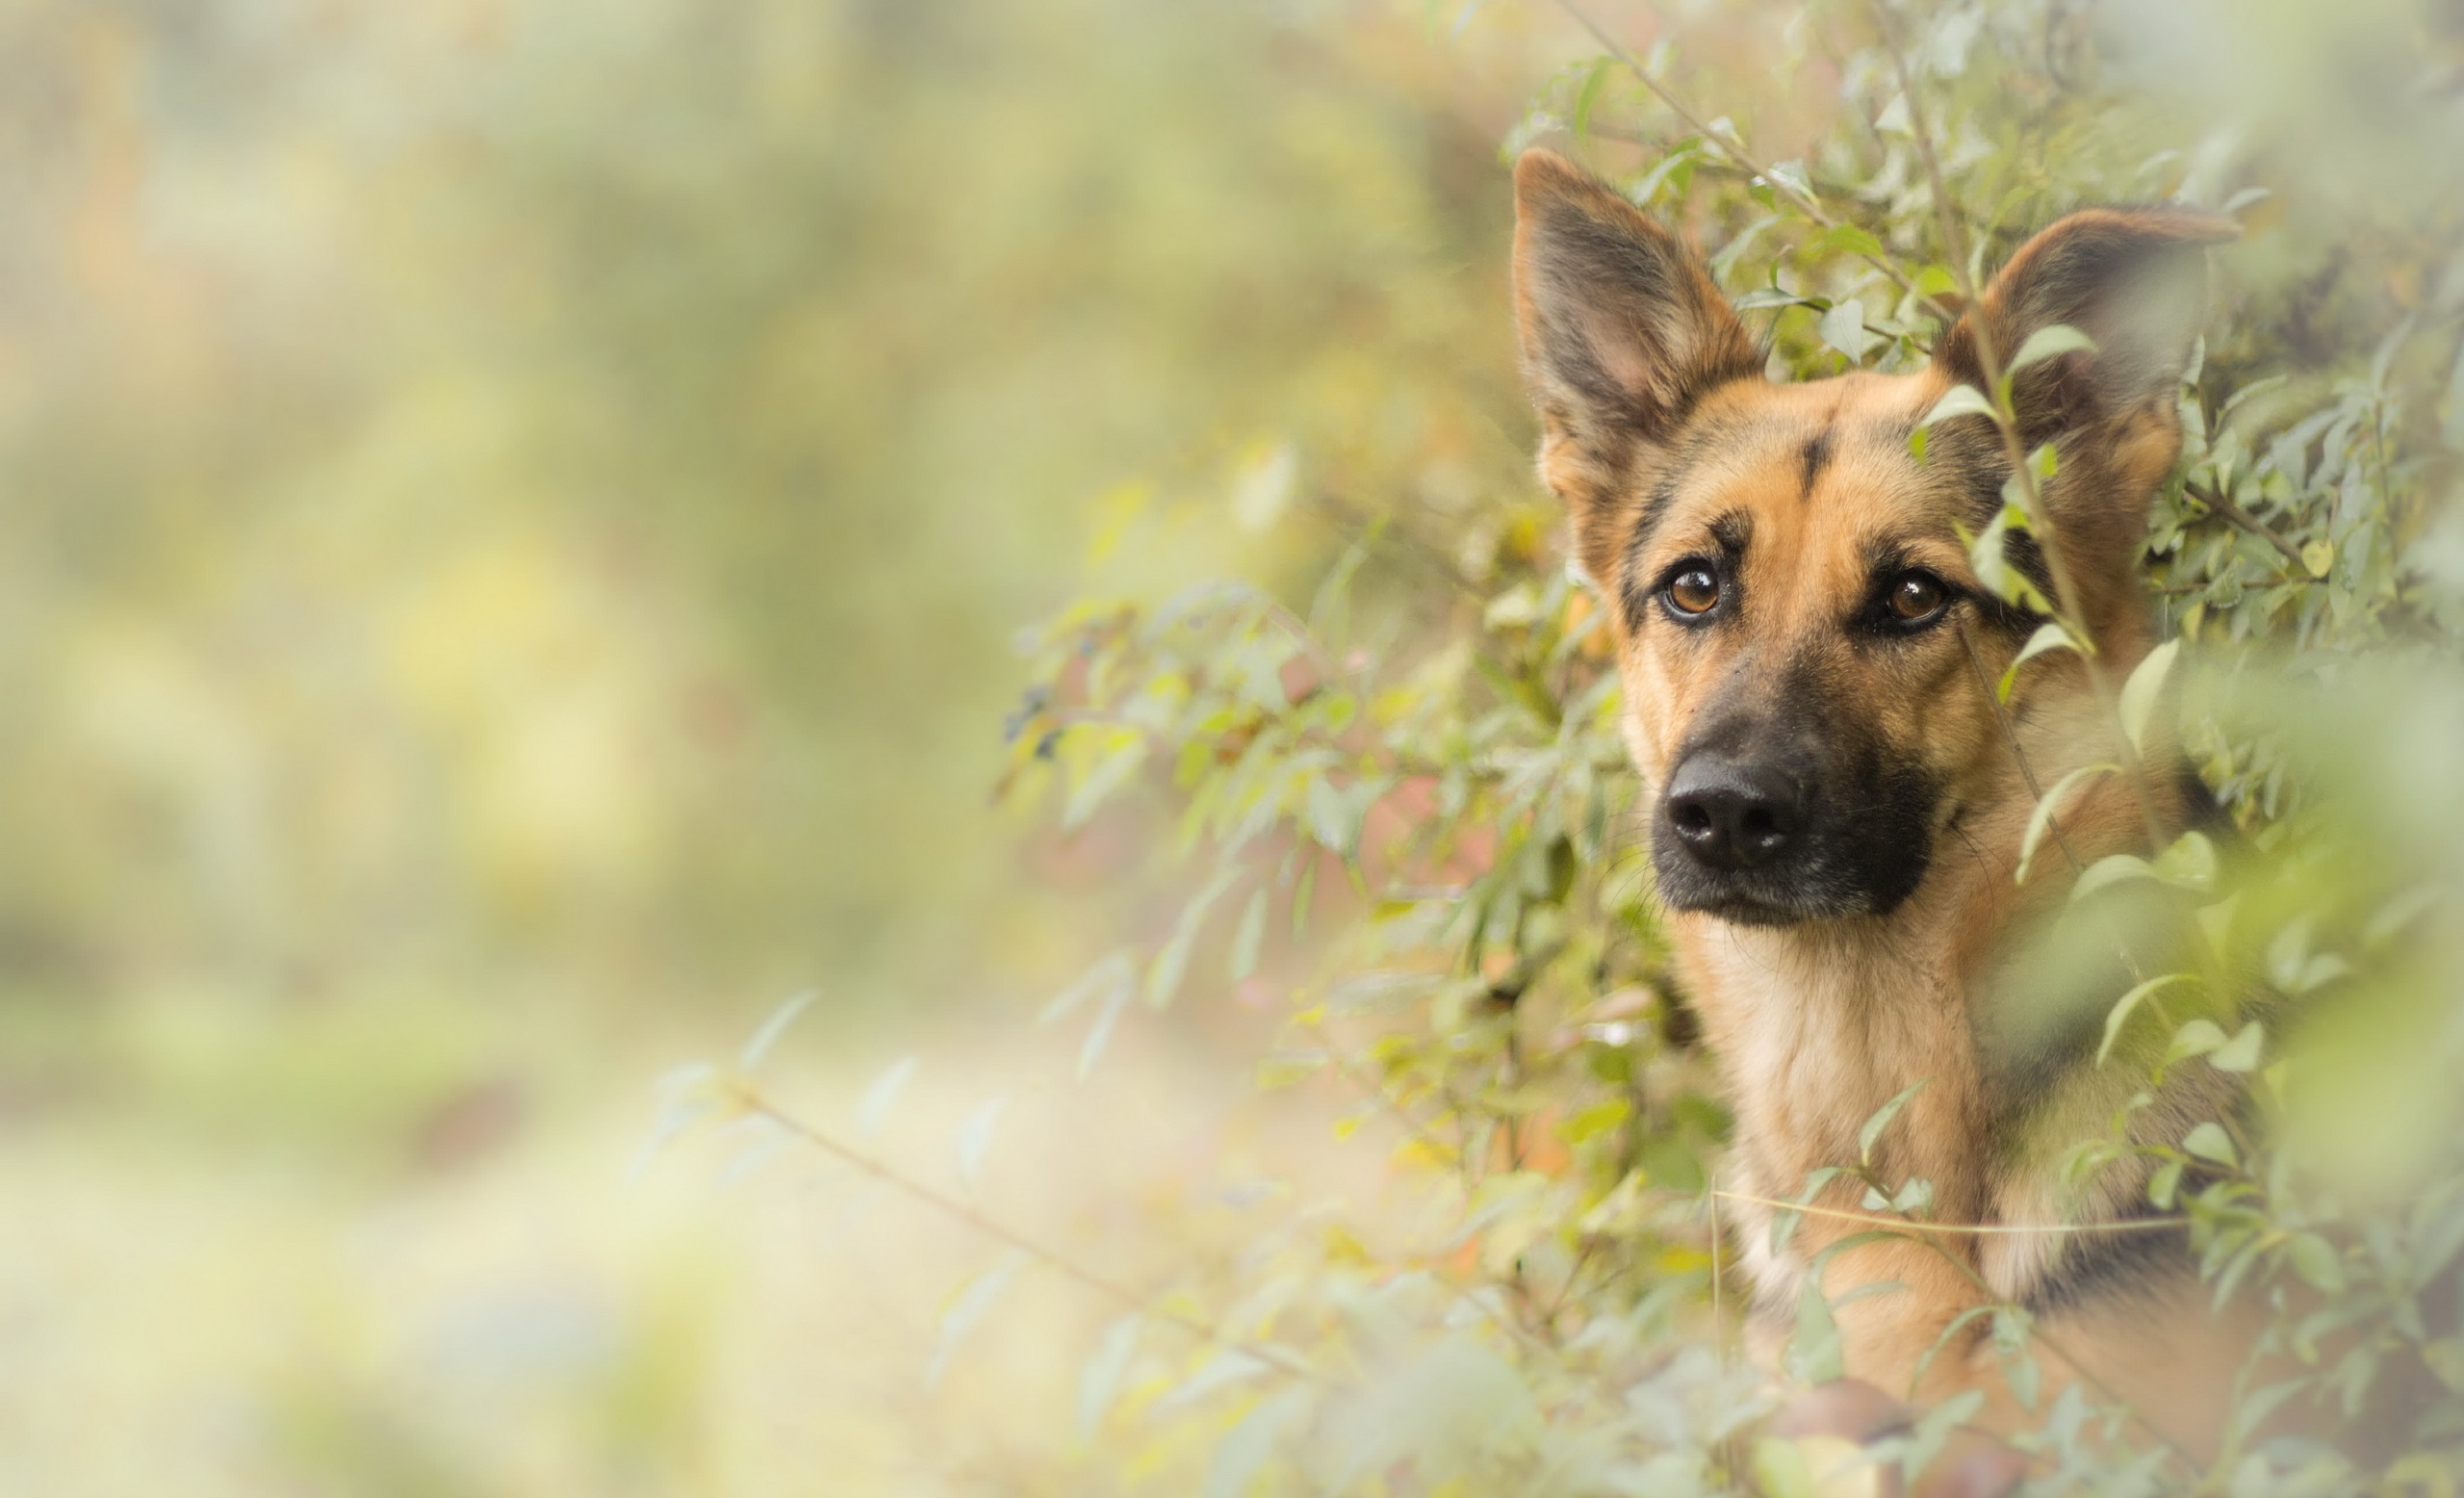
[677,2,2464,1491]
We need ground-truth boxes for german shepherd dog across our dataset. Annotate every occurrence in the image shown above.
[1508,149,2249,1461]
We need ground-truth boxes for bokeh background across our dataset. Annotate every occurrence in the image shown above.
[0,2,1600,1492]
[16,1,2462,1493]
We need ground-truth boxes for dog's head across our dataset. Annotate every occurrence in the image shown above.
[1511,150,2230,927]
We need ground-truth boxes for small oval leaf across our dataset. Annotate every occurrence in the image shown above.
[2119,639,2182,756]
[2181,1121,2239,1168]
[2009,323,2098,374]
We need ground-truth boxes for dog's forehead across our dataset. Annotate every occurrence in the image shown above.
[1641,373,1951,557]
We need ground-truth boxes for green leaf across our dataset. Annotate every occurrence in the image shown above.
[1913,264,1961,298]
[1204,1388,1311,1498]
[2300,538,2334,578]
[1910,1305,1999,1395]
[1751,1438,1819,1498]
[1816,222,1886,259]
[2016,762,2117,884]
[1859,1077,1931,1166]
[1323,1335,1537,1485]
[1734,286,1821,313]
[1570,57,1611,142]
[1149,867,1245,1009]
[1965,494,2052,613]
[855,1055,919,1140]
[1991,1307,2041,1411]
[1787,1275,1844,1384]
[2069,852,2153,903]
[2209,1020,2264,1072]
[1999,622,2081,701]
[1156,1349,1270,1411]
[1077,974,1135,1079]
[1906,1388,1989,1477]
[2097,972,2199,1067]
[738,989,819,1069]
[926,1249,1028,1387]
[1912,384,1998,461]
[1254,1050,1327,1090]
[1146,924,1199,1013]
[2008,323,2098,374]
[1819,297,1879,363]
[2287,1234,2347,1295]
[1228,889,1269,984]
[2266,917,2315,993]
[1077,1316,1142,1441]
[2151,830,2219,893]
[1040,951,1133,1024]
[2118,639,2182,756]
[2148,1159,2185,1209]
[1562,1098,1632,1145]
[1769,1166,1840,1256]
[2167,1020,2228,1068]
[954,1094,1010,1185]
[2181,1122,2239,1168]
[1064,736,1147,830]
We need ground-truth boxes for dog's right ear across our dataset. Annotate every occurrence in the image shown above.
[1512,150,1759,580]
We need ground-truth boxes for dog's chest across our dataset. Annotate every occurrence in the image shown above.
[1675,918,2001,1293]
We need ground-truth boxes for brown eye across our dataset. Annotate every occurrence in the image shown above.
[1888,572,1948,622]
[1665,568,1721,616]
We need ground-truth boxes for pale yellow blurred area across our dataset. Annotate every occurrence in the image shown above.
[0,0,1587,1492]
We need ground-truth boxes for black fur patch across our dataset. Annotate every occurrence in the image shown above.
[2020,1209,2194,1316]
[1798,426,1835,498]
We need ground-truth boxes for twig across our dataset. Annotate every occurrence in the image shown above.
[1712,1189,2187,1237]
[1868,0,2171,860]
[1552,0,1952,323]
[2185,480,2308,570]
[1729,1184,2207,1475]
[747,1095,1321,1381]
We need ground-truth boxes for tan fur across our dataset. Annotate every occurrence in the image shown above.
[1508,149,2245,1455]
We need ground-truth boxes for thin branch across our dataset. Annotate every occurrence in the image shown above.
[746,1094,1321,1381]
[1712,1189,2187,1237]
[1729,1185,2207,1475]
[2184,480,2308,570]
[1553,0,1953,323]
[1867,0,2171,860]
[1304,1015,1462,1165]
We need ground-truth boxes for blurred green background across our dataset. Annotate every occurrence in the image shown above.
[0,1,1600,1492]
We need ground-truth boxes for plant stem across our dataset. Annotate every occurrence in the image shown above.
[1868,0,2171,860]
[746,1093,1322,1381]
[1553,0,1952,322]
[2185,480,2307,570]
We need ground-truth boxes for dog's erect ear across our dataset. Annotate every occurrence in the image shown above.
[1936,208,2235,638]
[1512,150,1759,582]
[1938,207,2237,452]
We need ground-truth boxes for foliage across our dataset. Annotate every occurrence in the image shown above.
[688,0,2464,1493]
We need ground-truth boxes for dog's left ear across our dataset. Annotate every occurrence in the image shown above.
[1938,207,2237,452]
[1938,208,2236,629]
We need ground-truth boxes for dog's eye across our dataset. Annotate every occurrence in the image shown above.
[1665,568,1721,615]
[1886,572,1948,623]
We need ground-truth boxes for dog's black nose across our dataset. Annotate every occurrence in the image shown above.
[1663,755,1806,870]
